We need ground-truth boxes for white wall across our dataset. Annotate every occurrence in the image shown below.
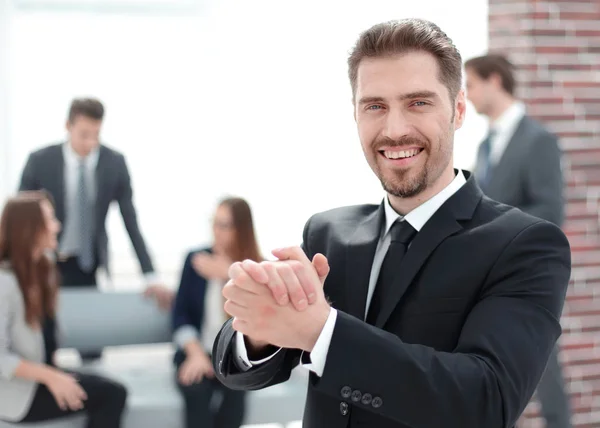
[0,0,12,205]
[4,0,489,288]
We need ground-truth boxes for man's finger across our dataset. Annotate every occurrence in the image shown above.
[224,299,250,320]
[222,282,254,307]
[228,263,264,294]
[271,246,311,265]
[289,260,318,305]
[262,262,289,306]
[312,253,330,284]
[242,259,269,284]
[231,318,250,336]
[276,262,308,311]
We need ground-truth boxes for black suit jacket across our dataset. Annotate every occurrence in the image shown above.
[19,143,155,274]
[212,172,571,428]
[475,115,564,226]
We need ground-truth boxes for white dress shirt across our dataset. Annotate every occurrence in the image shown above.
[487,101,526,166]
[173,278,226,353]
[234,170,468,376]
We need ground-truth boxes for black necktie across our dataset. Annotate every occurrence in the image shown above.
[366,220,417,325]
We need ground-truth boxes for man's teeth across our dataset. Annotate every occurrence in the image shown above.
[383,149,421,159]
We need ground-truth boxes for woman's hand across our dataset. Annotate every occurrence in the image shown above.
[43,369,87,411]
[178,353,215,386]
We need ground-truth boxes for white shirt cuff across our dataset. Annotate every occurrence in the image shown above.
[233,332,282,372]
[300,307,337,377]
[144,272,161,286]
[173,325,199,349]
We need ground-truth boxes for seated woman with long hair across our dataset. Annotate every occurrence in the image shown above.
[0,191,127,427]
[172,197,262,428]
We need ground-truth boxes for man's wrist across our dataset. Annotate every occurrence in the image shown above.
[183,339,205,359]
[245,336,276,360]
[301,303,331,352]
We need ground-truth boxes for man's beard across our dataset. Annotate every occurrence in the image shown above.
[380,168,429,198]
[373,136,430,198]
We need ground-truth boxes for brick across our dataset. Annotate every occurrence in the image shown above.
[533,53,588,66]
[556,131,597,139]
[568,236,600,252]
[525,28,569,37]
[560,137,600,151]
[570,267,600,283]
[560,12,600,20]
[557,2,600,13]
[563,220,600,238]
[576,30,600,37]
[489,3,535,15]
[574,100,600,115]
[565,288,599,303]
[549,121,600,136]
[535,45,581,54]
[565,297,600,316]
[523,80,556,88]
[568,88,600,99]
[566,169,600,187]
[527,11,552,19]
[563,81,600,88]
[533,37,588,48]
[548,63,596,71]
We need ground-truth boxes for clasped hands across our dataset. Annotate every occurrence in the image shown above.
[223,247,331,353]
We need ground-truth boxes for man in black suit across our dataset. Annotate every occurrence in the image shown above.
[19,98,173,309]
[212,19,571,428]
[466,54,571,428]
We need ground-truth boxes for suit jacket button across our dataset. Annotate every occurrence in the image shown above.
[372,396,383,408]
[340,386,352,399]
[361,393,372,405]
[351,390,362,402]
[340,402,349,416]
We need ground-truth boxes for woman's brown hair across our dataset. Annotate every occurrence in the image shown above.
[0,191,58,326]
[219,197,262,263]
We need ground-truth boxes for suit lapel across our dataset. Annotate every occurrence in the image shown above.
[53,145,66,223]
[95,146,109,214]
[345,204,385,320]
[375,174,483,328]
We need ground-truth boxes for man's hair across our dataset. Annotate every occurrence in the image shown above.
[464,54,516,95]
[348,18,463,102]
[68,98,105,123]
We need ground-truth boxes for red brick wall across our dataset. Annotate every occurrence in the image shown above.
[488,0,600,426]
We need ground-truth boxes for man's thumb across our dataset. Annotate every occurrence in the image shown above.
[312,253,330,284]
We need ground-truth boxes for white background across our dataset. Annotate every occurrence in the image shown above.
[0,0,489,289]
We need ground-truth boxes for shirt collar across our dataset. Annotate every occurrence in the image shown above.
[490,101,525,136]
[383,169,467,234]
[63,141,100,167]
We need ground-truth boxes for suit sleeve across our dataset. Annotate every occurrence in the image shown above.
[211,217,316,391]
[311,221,570,428]
[172,253,201,347]
[116,155,155,274]
[19,154,39,191]
[521,133,564,227]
